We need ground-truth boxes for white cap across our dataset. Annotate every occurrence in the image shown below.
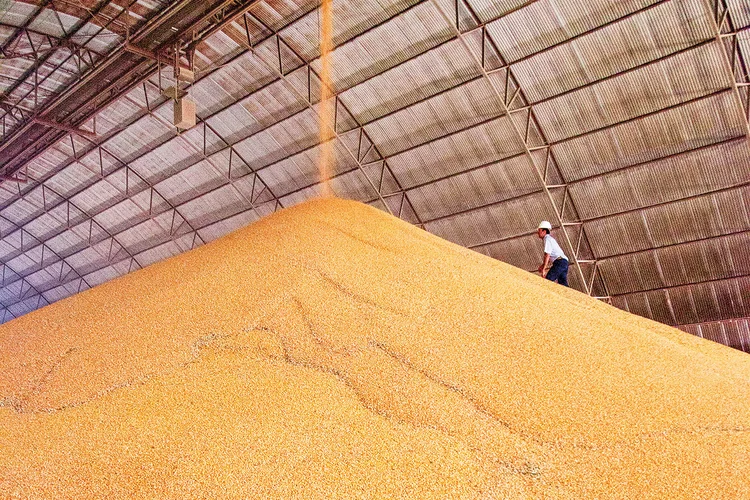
[538,220,552,231]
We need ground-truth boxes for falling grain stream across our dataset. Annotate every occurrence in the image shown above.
[318,0,334,196]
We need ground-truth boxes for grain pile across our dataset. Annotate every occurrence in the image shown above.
[1,198,749,499]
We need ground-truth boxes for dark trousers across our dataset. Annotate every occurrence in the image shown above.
[546,258,569,286]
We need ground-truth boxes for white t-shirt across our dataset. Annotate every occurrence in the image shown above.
[544,234,568,262]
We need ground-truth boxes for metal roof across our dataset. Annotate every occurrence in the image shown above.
[0,0,748,352]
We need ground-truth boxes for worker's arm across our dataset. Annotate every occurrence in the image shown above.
[538,253,551,277]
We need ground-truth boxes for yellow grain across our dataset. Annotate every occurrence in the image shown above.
[0,198,749,498]
[318,0,334,197]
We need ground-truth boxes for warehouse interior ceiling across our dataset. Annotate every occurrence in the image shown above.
[0,0,748,351]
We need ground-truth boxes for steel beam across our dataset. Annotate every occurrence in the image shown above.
[427,0,604,295]
[0,0,437,202]
[32,118,98,139]
[0,0,692,213]
[609,271,750,299]
[0,115,285,301]
[461,183,748,260]
[120,87,283,224]
[0,23,104,60]
[241,11,416,220]
[704,0,750,138]
[0,0,116,142]
[0,0,271,171]
[0,0,54,57]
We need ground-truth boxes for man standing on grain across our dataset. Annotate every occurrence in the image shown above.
[537,221,568,287]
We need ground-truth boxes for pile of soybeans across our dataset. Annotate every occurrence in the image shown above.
[1,198,749,498]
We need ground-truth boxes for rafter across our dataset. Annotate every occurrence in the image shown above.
[0,0,118,143]
[0,23,104,61]
[708,0,750,135]
[426,0,607,296]
[0,115,286,306]
[0,0,277,170]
